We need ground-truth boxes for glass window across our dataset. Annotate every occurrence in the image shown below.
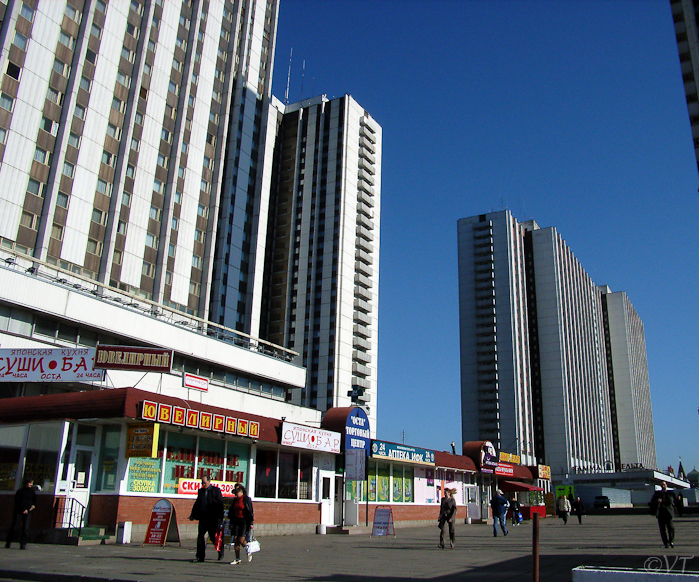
[25,422,64,493]
[56,192,69,208]
[162,432,196,495]
[127,449,163,494]
[95,426,121,492]
[278,452,297,499]
[254,449,277,498]
[197,436,224,481]
[0,425,25,491]
[0,93,14,112]
[14,32,28,51]
[299,453,313,500]
[20,2,34,21]
[377,463,390,502]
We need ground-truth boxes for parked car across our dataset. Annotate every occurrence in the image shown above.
[594,495,611,508]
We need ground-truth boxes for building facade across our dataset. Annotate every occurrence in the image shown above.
[670,0,699,173]
[457,211,657,482]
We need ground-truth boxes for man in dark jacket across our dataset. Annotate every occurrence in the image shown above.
[189,475,224,562]
[490,489,509,537]
[5,478,37,549]
[650,481,676,548]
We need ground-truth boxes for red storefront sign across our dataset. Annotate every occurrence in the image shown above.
[495,462,514,477]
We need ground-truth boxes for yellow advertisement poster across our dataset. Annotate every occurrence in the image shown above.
[126,423,160,458]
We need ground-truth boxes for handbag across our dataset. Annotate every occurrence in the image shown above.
[246,537,261,555]
[213,524,225,552]
[517,511,523,523]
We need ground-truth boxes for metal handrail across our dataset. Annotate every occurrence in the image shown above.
[54,497,86,536]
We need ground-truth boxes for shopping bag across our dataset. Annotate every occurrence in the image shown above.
[517,511,523,523]
[246,537,261,555]
[214,525,225,552]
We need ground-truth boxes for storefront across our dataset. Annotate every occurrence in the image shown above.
[0,387,343,540]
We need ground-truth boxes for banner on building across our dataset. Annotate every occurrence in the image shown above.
[95,345,172,372]
[0,348,102,382]
[177,478,240,497]
[281,422,341,453]
[183,372,209,391]
[499,451,521,464]
[370,440,435,466]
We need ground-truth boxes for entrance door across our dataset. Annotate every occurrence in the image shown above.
[465,485,480,520]
[334,475,344,526]
[65,446,93,527]
[320,476,333,525]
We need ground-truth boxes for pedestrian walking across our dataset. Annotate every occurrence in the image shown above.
[676,493,684,517]
[5,478,37,550]
[188,475,224,562]
[557,495,571,525]
[230,483,254,565]
[510,498,522,526]
[490,489,509,537]
[650,481,676,548]
[437,488,457,549]
[573,497,584,525]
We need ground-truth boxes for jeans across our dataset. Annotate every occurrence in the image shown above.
[493,514,508,537]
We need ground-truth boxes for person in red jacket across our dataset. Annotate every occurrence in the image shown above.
[230,483,254,565]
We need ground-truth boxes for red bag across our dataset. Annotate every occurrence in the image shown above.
[213,525,225,552]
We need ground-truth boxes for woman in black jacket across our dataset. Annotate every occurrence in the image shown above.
[437,488,457,549]
[230,484,254,564]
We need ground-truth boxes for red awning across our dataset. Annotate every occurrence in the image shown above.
[498,480,544,492]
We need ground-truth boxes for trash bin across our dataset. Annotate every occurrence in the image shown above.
[117,521,132,544]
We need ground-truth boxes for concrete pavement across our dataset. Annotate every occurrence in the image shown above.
[1,514,698,582]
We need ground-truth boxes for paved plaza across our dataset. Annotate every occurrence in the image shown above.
[1,514,698,582]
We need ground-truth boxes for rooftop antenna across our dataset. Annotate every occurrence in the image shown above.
[300,59,305,101]
[284,48,293,105]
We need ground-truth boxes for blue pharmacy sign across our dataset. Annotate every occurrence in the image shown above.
[345,407,371,455]
[371,440,435,466]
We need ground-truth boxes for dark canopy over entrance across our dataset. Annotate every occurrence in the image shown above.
[498,480,544,492]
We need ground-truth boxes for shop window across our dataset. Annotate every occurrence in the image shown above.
[377,463,390,502]
[225,442,248,484]
[25,422,64,493]
[162,432,196,495]
[254,449,277,498]
[197,436,224,481]
[95,426,121,492]
[299,453,313,500]
[126,455,162,494]
[0,425,25,491]
[404,466,414,502]
[393,466,403,502]
[76,424,96,447]
[278,452,298,499]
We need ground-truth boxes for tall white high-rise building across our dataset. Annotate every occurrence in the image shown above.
[457,211,656,479]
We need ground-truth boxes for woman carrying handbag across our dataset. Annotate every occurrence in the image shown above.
[230,484,255,565]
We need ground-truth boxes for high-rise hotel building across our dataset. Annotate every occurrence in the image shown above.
[670,0,699,173]
[0,0,380,422]
[457,211,656,479]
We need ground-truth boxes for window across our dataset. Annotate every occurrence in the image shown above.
[255,449,277,498]
[126,165,135,178]
[192,255,203,269]
[90,24,102,38]
[178,165,185,179]
[20,211,38,230]
[34,147,50,165]
[157,153,168,168]
[53,59,69,77]
[96,0,107,13]
[27,179,44,198]
[116,70,130,88]
[20,2,34,22]
[86,239,103,256]
[68,132,81,148]
[168,243,175,257]
[189,281,200,295]
[181,141,188,153]
[126,22,139,39]
[197,204,208,218]
[112,98,124,113]
[147,39,156,52]
[51,224,64,240]
[117,221,127,235]
[142,261,154,277]
[0,127,6,144]
[47,88,63,106]
[113,249,122,264]
[0,93,14,111]
[143,62,152,75]
[161,129,172,143]
[106,123,120,139]
[203,156,212,169]
[213,89,222,103]
[130,0,143,15]
[153,180,163,195]
[168,81,179,96]
[121,192,131,207]
[145,233,158,249]
[92,209,106,224]
[179,14,190,29]
[149,205,161,220]
[121,47,135,63]
[6,62,21,80]
[62,161,75,178]
[74,104,86,119]
[80,76,92,92]
[41,117,58,136]
[130,137,139,151]
[171,217,178,230]
[200,180,210,194]
[64,3,80,23]
[194,229,205,243]
[13,32,28,51]
[188,94,195,108]
[85,50,97,65]
[101,151,114,167]
[56,192,69,208]
[174,190,182,204]
[206,133,216,147]
[96,179,111,196]
[165,104,177,119]
[175,36,187,51]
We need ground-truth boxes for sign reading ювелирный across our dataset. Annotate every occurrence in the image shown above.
[0,348,103,382]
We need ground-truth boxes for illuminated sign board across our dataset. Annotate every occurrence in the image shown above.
[281,422,341,453]
[371,440,435,466]
[0,348,102,382]
[95,346,172,372]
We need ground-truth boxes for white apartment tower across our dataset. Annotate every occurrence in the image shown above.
[261,95,381,422]
[0,0,277,319]
[458,211,656,479]
[599,287,657,470]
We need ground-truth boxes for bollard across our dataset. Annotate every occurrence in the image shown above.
[532,513,539,582]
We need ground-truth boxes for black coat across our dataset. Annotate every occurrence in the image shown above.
[190,485,224,521]
[14,486,36,514]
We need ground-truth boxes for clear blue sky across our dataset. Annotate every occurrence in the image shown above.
[272,0,699,475]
